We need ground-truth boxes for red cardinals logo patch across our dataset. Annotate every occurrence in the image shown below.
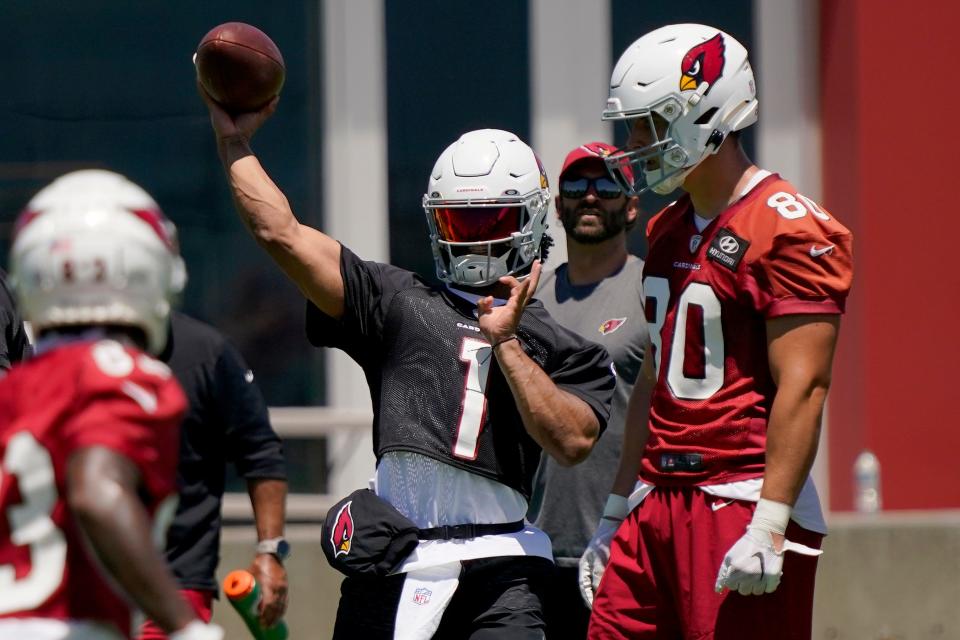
[599,318,627,335]
[680,33,725,94]
[331,501,355,559]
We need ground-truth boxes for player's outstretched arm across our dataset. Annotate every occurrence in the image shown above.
[198,82,346,319]
[66,447,200,635]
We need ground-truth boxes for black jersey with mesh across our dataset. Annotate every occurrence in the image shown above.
[307,246,614,498]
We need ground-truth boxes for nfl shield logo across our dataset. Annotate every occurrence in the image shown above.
[689,234,703,254]
[413,587,432,605]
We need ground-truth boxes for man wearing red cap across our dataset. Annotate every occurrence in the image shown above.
[527,142,648,637]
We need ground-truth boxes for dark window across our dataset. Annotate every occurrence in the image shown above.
[0,3,324,405]
[385,0,531,278]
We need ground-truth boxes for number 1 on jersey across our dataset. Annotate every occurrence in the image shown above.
[453,337,492,460]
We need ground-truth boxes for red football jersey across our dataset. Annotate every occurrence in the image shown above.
[0,340,184,637]
[640,173,853,485]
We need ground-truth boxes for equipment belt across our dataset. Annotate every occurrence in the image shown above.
[417,520,525,541]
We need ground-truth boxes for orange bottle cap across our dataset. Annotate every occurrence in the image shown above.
[223,569,256,598]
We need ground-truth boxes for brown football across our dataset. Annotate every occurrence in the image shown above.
[195,22,285,112]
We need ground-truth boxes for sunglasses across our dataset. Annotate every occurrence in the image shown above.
[559,176,623,200]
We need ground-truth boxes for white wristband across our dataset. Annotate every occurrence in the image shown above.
[750,498,792,535]
[602,494,629,522]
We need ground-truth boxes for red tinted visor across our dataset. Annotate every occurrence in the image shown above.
[432,206,522,243]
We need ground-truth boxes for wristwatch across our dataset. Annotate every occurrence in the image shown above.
[256,537,291,562]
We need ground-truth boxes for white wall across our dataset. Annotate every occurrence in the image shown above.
[530,0,612,271]
[321,0,387,495]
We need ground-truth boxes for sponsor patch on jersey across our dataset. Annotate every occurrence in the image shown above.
[707,228,749,272]
[331,501,355,559]
[598,318,627,335]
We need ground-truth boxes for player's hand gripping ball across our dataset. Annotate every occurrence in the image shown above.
[194,22,284,112]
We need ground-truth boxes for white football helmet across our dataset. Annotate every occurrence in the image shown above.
[603,24,758,196]
[422,129,549,287]
[10,169,186,354]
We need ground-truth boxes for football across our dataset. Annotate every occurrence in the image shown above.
[195,22,285,113]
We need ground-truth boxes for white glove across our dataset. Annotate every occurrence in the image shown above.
[578,494,628,608]
[714,499,822,596]
[169,621,225,640]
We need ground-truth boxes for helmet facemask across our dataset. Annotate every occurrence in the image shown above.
[423,129,550,288]
[423,191,548,287]
[604,98,696,197]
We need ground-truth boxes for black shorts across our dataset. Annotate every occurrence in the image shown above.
[540,564,590,639]
[333,555,551,639]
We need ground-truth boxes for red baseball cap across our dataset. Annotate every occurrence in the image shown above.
[559,141,632,182]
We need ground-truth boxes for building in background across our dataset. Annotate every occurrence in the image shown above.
[0,0,955,512]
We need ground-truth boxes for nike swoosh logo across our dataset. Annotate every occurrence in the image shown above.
[809,244,835,257]
[711,500,735,512]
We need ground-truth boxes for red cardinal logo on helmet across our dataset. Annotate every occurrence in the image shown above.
[599,318,627,335]
[680,33,726,94]
[331,501,355,558]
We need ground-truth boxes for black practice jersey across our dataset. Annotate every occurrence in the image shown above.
[160,311,286,591]
[307,246,614,498]
[0,270,30,370]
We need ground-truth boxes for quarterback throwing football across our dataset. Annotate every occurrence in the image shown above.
[199,82,614,636]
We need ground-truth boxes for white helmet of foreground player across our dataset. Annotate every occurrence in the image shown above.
[603,24,759,196]
[10,169,186,354]
[423,129,550,287]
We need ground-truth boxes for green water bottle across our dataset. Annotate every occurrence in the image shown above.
[223,569,289,640]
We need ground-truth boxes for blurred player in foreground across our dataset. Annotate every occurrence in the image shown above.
[527,141,647,638]
[0,170,222,640]
[581,24,854,639]
[137,310,289,639]
[199,79,615,637]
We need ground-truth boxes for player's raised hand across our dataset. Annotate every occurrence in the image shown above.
[197,79,279,145]
[477,260,542,346]
[249,554,289,628]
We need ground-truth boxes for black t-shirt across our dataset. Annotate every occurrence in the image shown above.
[0,270,30,370]
[160,311,286,591]
[306,246,614,499]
